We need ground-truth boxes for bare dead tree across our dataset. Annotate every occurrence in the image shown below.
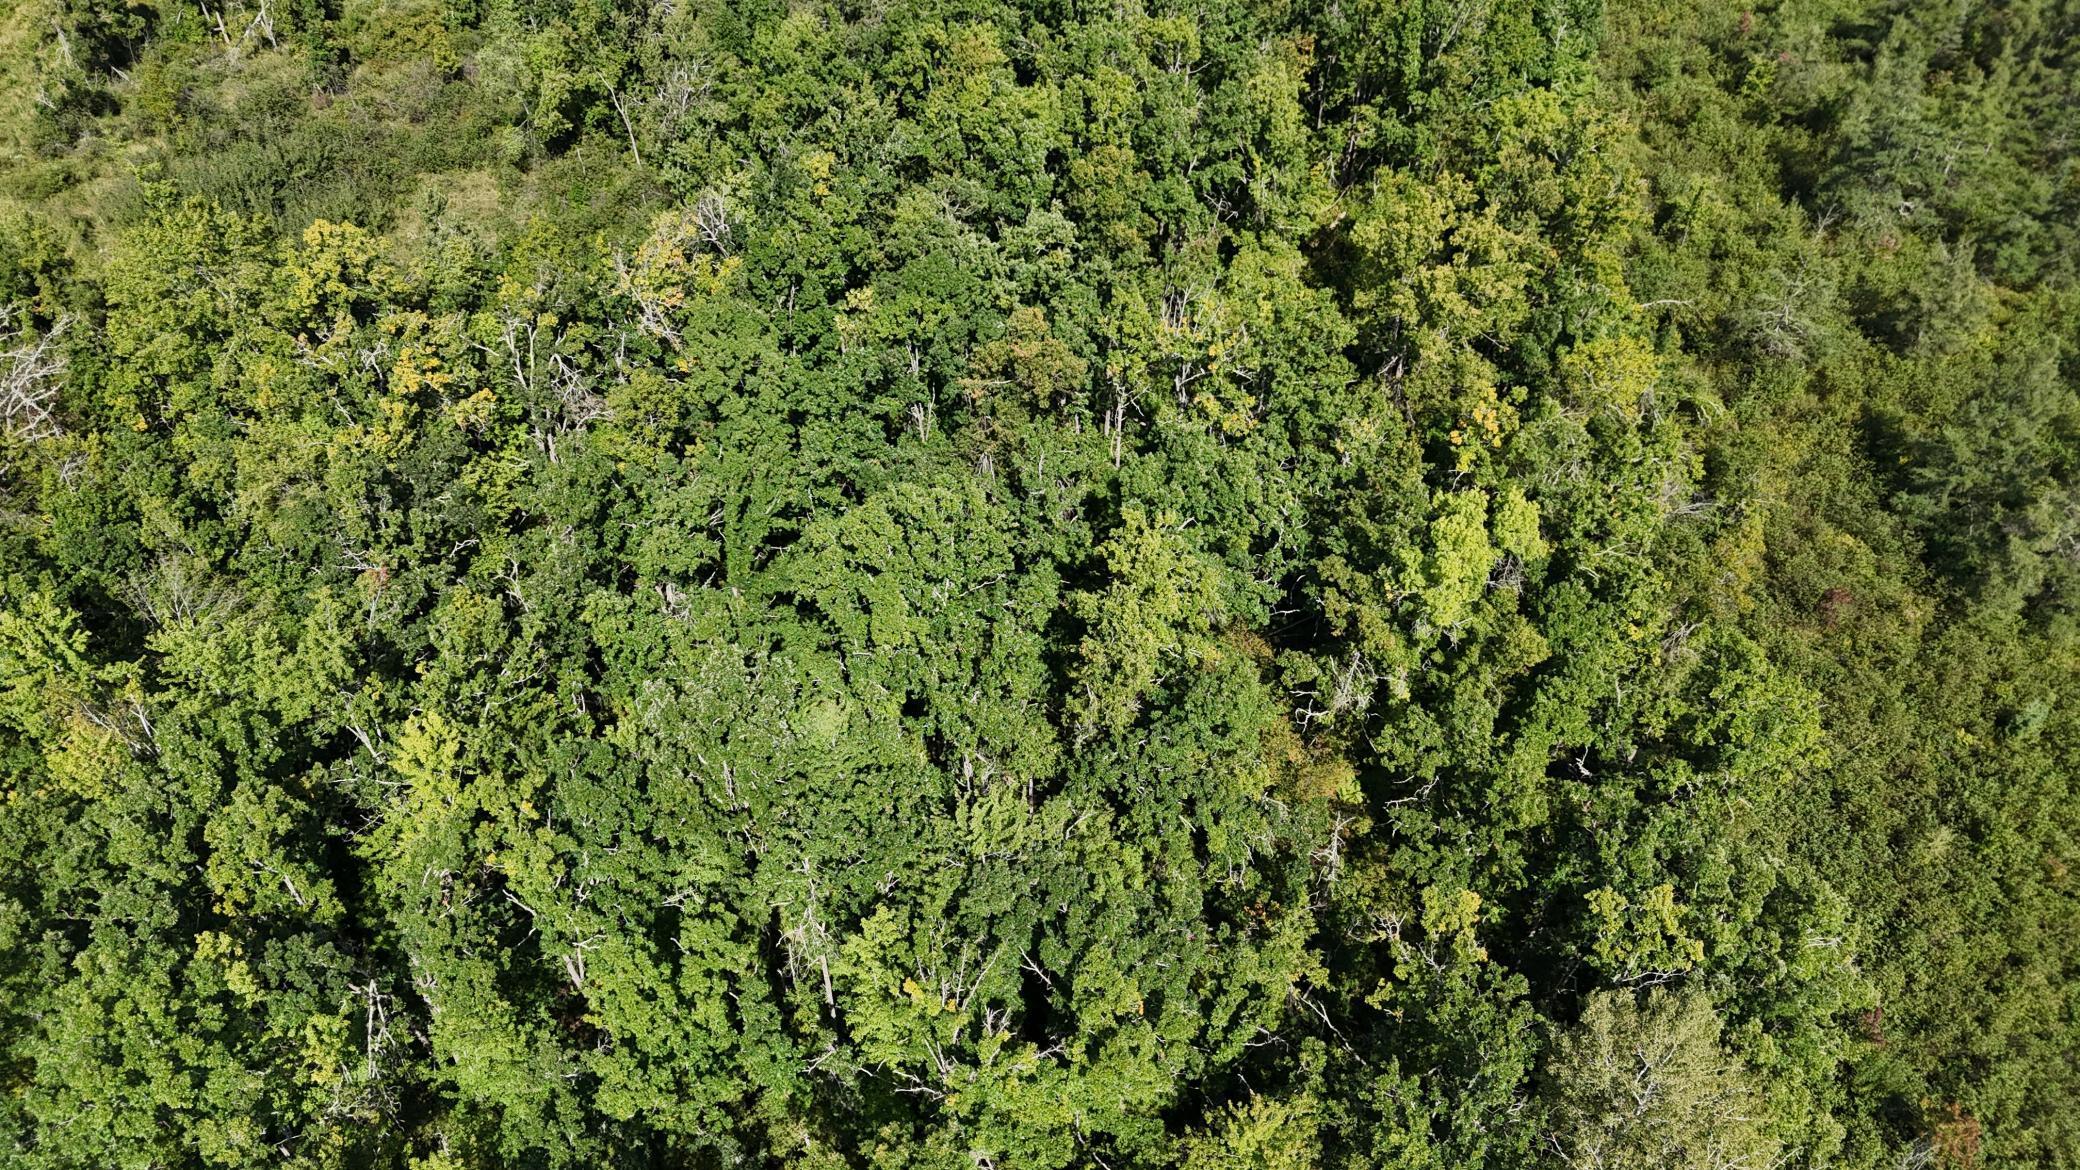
[651,58,713,131]
[1,307,72,442]
[690,190,734,254]
[488,313,611,461]
[125,553,242,630]
[610,89,643,165]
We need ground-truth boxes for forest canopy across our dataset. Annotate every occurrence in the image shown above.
[1,0,2076,1167]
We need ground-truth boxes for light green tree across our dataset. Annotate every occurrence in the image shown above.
[1538,988,1780,1170]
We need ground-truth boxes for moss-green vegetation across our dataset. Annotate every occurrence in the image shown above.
[1,1,2075,1166]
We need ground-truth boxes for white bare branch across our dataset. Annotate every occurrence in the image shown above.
[1,307,71,442]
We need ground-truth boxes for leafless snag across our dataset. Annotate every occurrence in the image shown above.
[690,190,734,254]
[1,307,71,442]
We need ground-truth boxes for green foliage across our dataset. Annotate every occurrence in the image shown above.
[1,0,2076,1167]
[1539,988,1780,1170]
